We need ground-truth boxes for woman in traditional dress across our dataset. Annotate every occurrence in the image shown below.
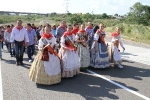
[29,26,61,85]
[59,24,80,78]
[75,24,90,70]
[109,27,125,68]
[90,23,110,68]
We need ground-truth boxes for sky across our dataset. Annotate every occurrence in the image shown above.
[0,0,150,15]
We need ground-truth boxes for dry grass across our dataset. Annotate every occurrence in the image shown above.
[105,23,150,45]
[0,15,150,45]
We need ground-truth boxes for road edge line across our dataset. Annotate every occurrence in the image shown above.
[87,69,150,100]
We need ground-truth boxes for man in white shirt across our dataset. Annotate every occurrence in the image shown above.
[10,20,29,66]
[4,25,14,57]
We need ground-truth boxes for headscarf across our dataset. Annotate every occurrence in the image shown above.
[111,31,120,37]
[16,26,23,31]
[63,31,72,37]
[72,28,79,35]
[42,33,53,39]
[78,29,86,33]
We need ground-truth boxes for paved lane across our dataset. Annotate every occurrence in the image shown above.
[1,38,150,100]
[0,57,3,100]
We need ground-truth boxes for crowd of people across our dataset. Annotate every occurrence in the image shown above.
[0,19,125,85]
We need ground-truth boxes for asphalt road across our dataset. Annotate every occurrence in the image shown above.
[1,38,150,100]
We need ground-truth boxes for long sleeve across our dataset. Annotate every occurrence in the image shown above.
[85,28,90,36]
[53,37,57,45]
[56,28,61,38]
[40,30,43,36]
[33,30,37,37]
[38,39,44,48]
[24,31,29,43]
[60,36,65,47]
[118,34,124,48]
[4,31,7,41]
[94,33,99,41]
[10,29,15,43]
[72,34,75,43]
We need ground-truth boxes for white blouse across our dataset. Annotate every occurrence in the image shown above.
[60,34,75,47]
[38,37,56,48]
[94,33,100,41]
[4,31,11,42]
[112,34,124,48]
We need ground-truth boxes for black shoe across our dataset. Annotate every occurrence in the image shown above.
[16,62,19,66]
[20,62,24,65]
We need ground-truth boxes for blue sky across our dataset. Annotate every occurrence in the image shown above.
[0,0,150,15]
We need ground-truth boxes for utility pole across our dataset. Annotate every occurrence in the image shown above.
[62,0,70,13]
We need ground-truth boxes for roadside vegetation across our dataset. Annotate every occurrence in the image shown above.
[0,2,150,44]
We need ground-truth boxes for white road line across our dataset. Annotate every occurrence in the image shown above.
[87,70,150,100]
[0,59,3,100]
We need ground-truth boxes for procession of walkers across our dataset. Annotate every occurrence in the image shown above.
[0,19,125,85]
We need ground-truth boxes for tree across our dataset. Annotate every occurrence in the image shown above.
[69,15,83,24]
[102,13,108,18]
[126,2,150,25]
[50,12,57,17]
[67,13,72,15]
[114,13,118,16]
[81,13,95,22]
[143,5,150,25]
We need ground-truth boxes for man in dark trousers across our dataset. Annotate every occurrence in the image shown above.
[26,23,37,63]
[10,20,29,66]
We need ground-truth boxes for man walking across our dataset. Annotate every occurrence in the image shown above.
[26,23,37,62]
[85,22,94,49]
[56,21,66,49]
[10,20,29,66]
[4,25,14,57]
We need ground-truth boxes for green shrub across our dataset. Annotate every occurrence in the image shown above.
[126,27,132,33]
